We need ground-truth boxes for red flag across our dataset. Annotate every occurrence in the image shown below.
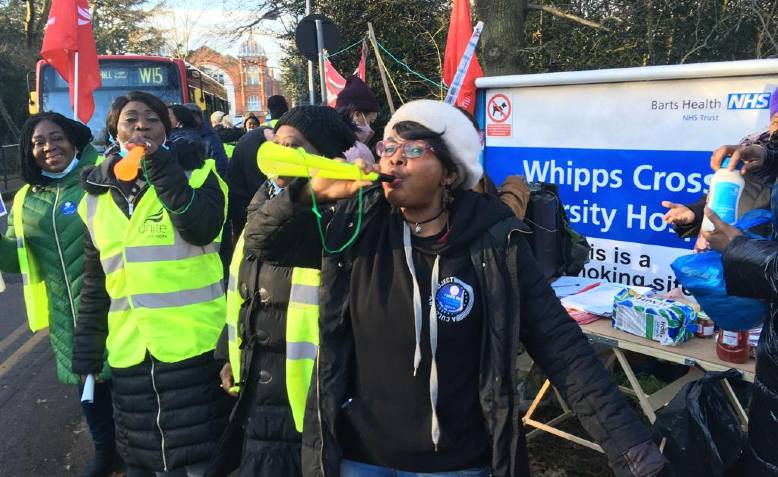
[443,0,483,113]
[323,58,346,108]
[40,0,101,124]
[353,39,367,81]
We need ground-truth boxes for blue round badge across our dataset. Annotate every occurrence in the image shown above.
[61,201,77,216]
[435,277,474,323]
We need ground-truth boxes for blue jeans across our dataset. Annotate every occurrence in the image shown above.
[341,459,491,477]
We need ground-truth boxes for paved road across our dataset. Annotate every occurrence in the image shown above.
[0,210,92,476]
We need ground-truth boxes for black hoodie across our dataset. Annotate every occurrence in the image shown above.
[341,190,513,472]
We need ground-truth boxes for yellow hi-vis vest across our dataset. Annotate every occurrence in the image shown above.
[78,159,228,368]
[226,234,320,432]
[224,143,236,160]
[12,185,49,332]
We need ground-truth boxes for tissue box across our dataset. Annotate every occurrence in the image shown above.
[612,288,696,346]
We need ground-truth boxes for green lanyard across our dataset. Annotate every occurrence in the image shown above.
[309,184,363,254]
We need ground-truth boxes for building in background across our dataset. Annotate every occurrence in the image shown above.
[189,35,283,120]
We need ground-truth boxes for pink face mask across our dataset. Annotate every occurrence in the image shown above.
[354,112,374,143]
[355,124,374,144]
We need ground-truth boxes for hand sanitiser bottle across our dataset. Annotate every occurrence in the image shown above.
[701,157,745,232]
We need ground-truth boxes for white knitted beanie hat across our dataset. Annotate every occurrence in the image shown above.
[384,100,483,190]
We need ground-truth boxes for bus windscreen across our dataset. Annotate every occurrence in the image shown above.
[40,60,184,149]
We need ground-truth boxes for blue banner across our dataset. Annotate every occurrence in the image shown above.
[484,146,711,249]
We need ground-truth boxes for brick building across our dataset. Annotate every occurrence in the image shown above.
[189,36,283,121]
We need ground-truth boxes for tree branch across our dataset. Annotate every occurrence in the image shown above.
[749,0,778,54]
[526,4,611,32]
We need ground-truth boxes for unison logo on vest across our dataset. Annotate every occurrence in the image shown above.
[726,92,771,110]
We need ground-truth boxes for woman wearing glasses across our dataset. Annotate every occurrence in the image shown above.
[253,100,665,477]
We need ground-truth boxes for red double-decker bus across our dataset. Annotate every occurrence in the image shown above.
[29,55,229,148]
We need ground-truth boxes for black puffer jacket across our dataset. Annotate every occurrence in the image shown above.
[225,127,268,241]
[252,185,665,477]
[72,139,231,472]
[701,139,778,476]
[214,180,322,477]
[722,233,778,477]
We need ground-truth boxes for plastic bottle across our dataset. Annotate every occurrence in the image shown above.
[701,157,745,232]
[716,329,750,364]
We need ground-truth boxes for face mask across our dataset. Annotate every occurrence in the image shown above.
[41,156,79,179]
[268,178,285,197]
[355,124,374,144]
[354,113,374,143]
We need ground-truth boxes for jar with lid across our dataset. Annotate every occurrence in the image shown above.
[695,312,715,338]
[716,329,750,364]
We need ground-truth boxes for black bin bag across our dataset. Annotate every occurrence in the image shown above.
[652,369,746,477]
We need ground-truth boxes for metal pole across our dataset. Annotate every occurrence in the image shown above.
[306,0,315,105]
[315,19,327,106]
[73,51,80,121]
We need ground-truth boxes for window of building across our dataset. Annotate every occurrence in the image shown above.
[201,65,225,85]
[246,65,261,85]
[247,95,260,111]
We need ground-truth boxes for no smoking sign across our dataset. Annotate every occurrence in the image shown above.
[486,93,512,137]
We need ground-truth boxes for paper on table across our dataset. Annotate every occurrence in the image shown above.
[551,276,602,298]
[561,283,654,316]
[81,374,95,403]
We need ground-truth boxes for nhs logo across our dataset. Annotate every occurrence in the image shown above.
[727,92,771,110]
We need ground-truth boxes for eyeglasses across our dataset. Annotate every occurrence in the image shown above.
[376,140,434,159]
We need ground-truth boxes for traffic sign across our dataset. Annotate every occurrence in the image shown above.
[295,14,340,62]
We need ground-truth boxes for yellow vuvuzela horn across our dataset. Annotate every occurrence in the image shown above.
[257,141,395,182]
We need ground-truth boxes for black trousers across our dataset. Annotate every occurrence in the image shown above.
[78,380,116,452]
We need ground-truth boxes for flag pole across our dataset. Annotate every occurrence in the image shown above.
[444,21,484,106]
[73,50,79,121]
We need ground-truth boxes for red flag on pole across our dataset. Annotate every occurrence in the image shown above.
[40,0,101,124]
[323,57,346,108]
[354,39,367,81]
[443,0,483,113]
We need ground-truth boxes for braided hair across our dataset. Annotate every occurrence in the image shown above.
[18,112,92,185]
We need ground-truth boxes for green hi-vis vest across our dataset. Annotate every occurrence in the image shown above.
[78,159,228,368]
[264,119,278,128]
[13,185,49,332]
[226,234,320,432]
[224,143,236,160]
